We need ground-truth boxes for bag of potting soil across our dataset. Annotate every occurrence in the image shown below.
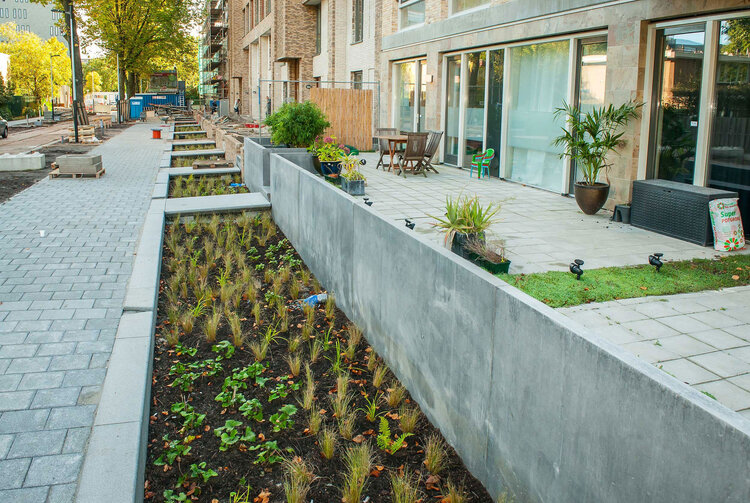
[709,198,745,252]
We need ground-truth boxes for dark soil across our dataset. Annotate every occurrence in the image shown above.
[0,123,132,203]
[145,211,493,503]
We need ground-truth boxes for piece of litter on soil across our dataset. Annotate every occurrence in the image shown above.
[301,293,327,307]
[39,230,45,237]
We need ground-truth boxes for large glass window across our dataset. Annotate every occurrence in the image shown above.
[486,49,504,177]
[396,62,416,132]
[463,51,486,165]
[507,40,570,191]
[709,18,750,235]
[650,25,705,184]
[444,55,461,165]
[399,0,424,29]
[452,0,488,14]
[352,0,363,44]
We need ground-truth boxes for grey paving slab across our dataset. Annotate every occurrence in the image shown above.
[562,286,750,413]
[0,124,163,498]
[163,192,271,215]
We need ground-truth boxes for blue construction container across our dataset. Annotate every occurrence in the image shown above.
[129,97,144,120]
[136,93,184,108]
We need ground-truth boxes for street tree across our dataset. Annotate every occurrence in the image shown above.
[0,23,71,104]
[84,70,103,94]
[30,0,85,101]
[82,57,118,92]
[77,0,202,98]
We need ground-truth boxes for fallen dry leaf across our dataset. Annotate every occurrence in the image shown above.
[639,286,647,291]
[425,474,441,491]
[732,275,740,280]
[254,489,271,503]
[352,434,365,443]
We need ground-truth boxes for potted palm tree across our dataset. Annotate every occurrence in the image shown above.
[553,101,641,215]
[430,195,500,259]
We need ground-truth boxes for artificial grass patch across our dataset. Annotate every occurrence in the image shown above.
[502,254,750,308]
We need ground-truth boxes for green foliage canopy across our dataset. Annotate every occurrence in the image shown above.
[264,101,331,148]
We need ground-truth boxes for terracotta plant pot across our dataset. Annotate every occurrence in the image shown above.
[574,182,610,215]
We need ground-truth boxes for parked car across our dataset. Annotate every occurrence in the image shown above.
[0,117,8,138]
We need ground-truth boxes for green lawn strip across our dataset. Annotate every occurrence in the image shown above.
[500,254,750,308]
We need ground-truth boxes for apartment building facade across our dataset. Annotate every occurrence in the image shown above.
[226,0,379,119]
[378,0,750,218]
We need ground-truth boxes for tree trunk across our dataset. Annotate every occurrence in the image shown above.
[61,0,84,102]
[117,57,126,101]
[126,72,137,98]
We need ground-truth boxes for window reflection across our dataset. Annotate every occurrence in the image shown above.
[652,25,705,183]
[709,18,750,236]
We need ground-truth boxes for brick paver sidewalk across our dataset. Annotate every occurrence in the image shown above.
[0,124,162,502]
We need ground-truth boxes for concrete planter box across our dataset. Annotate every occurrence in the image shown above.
[341,178,365,195]
[244,137,313,194]
[0,152,45,171]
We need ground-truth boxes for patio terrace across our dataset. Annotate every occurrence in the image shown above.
[357,153,749,274]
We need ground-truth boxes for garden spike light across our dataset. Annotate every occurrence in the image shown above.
[649,253,664,273]
[405,219,415,230]
[570,259,584,280]
[363,197,373,206]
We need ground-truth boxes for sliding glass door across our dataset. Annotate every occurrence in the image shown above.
[395,59,427,132]
[649,24,706,183]
[570,38,607,189]
[486,50,504,177]
[444,55,461,165]
[506,40,570,192]
[462,51,487,166]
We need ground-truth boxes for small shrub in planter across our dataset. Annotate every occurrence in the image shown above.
[340,155,366,196]
[430,195,500,259]
[465,238,511,274]
[263,101,330,148]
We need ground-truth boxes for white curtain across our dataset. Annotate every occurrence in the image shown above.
[507,41,570,191]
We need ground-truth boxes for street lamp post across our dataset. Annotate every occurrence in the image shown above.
[50,54,60,121]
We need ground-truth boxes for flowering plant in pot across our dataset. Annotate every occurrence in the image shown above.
[465,238,510,274]
[430,195,500,259]
[340,155,366,195]
[553,101,641,215]
[308,135,349,176]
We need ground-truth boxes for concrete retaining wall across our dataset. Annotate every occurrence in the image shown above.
[269,154,750,502]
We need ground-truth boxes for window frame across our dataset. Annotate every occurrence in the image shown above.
[398,0,425,31]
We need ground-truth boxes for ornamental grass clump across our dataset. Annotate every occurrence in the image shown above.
[307,409,322,435]
[373,365,388,389]
[399,405,420,434]
[341,443,375,503]
[203,310,221,343]
[430,195,500,247]
[391,470,422,503]
[424,434,448,475]
[283,457,315,503]
[319,425,337,459]
[386,382,406,408]
[228,312,244,347]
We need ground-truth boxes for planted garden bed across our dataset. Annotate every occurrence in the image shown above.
[171,154,225,168]
[173,142,217,152]
[145,211,492,502]
[175,125,202,132]
[175,132,208,140]
[169,174,249,198]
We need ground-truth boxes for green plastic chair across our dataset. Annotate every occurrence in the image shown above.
[469,148,495,178]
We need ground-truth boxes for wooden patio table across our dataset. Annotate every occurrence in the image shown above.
[374,134,408,171]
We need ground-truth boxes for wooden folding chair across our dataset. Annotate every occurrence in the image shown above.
[397,132,429,178]
[423,130,443,173]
